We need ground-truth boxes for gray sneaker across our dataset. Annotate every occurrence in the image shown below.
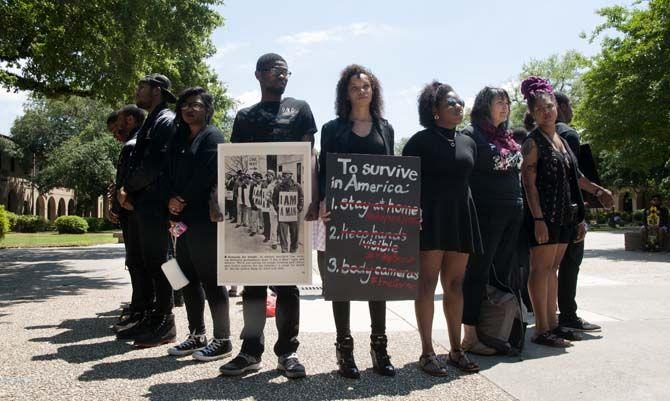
[193,338,233,362]
[168,333,207,356]
[277,352,306,379]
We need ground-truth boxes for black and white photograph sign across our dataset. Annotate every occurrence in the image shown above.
[324,153,421,301]
[217,142,312,285]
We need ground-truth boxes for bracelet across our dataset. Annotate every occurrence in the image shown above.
[533,217,545,221]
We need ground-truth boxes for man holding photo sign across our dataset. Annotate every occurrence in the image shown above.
[219,53,318,379]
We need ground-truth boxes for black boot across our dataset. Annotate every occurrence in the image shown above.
[116,312,150,341]
[370,334,395,377]
[335,336,360,379]
[133,313,177,348]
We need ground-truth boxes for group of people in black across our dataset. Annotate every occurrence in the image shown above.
[104,52,615,380]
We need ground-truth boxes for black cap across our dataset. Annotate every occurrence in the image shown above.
[139,73,177,103]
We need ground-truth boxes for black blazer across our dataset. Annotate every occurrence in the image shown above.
[318,117,394,200]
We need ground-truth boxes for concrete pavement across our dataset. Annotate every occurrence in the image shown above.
[0,232,667,400]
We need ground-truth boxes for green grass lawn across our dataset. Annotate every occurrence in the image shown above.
[0,231,120,248]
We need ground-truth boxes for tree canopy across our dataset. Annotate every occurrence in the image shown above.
[576,0,670,192]
[0,0,229,106]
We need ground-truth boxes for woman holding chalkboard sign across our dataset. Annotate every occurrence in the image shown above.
[318,64,396,379]
[402,81,482,375]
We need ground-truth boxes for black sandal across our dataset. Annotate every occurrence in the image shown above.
[532,331,573,348]
[446,349,480,373]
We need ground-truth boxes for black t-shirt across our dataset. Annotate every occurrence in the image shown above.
[463,125,522,208]
[231,97,317,144]
[347,127,386,155]
[556,122,580,159]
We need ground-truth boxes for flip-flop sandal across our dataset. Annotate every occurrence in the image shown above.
[446,349,480,373]
[532,331,573,348]
[419,353,449,377]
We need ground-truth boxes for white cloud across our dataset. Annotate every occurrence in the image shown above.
[233,90,260,110]
[398,85,422,105]
[209,42,249,66]
[277,22,393,46]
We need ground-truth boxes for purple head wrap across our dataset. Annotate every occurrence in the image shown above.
[520,76,554,100]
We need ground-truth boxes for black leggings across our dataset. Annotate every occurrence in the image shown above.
[317,251,386,340]
[176,221,230,339]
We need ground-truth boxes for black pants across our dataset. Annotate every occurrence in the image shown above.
[558,240,584,323]
[262,212,271,240]
[463,205,523,326]
[135,207,173,315]
[317,251,386,339]
[240,285,299,358]
[177,221,230,339]
[120,212,154,312]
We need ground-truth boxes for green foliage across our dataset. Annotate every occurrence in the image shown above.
[576,0,670,191]
[0,1,229,105]
[510,50,590,128]
[394,137,410,156]
[84,217,116,232]
[0,206,10,240]
[54,215,88,234]
[13,215,52,232]
[5,211,19,231]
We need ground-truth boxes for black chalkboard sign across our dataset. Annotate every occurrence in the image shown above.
[324,153,421,301]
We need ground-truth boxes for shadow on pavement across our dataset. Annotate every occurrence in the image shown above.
[0,248,125,309]
[583,248,670,263]
[79,355,199,381]
[145,361,459,401]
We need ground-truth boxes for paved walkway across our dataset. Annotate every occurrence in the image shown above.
[0,232,667,400]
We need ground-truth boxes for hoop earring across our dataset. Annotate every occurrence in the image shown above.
[434,115,439,120]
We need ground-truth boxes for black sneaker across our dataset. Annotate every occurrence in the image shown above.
[116,313,150,341]
[193,338,233,361]
[561,317,602,332]
[219,353,261,376]
[113,312,144,333]
[168,333,207,356]
[277,352,306,379]
[552,326,584,341]
[133,313,177,348]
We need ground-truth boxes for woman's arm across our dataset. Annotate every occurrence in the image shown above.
[521,139,548,244]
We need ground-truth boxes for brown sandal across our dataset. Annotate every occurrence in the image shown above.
[419,353,449,377]
[447,349,480,373]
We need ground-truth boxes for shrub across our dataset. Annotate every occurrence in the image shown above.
[84,217,104,232]
[5,211,18,231]
[13,215,53,232]
[632,209,645,223]
[55,215,88,234]
[0,206,9,240]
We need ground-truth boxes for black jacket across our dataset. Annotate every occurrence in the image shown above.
[112,129,138,215]
[318,117,394,200]
[166,125,225,225]
[124,104,176,211]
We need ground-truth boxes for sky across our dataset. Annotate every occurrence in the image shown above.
[0,0,626,146]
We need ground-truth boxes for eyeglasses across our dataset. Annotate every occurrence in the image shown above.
[180,102,206,111]
[443,97,465,108]
[262,67,291,77]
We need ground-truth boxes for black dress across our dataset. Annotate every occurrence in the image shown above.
[402,127,482,253]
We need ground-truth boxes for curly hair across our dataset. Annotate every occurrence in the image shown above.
[175,87,215,128]
[335,64,383,120]
[417,81,455,128]
[520,76,554,110]
[470,86,511,128]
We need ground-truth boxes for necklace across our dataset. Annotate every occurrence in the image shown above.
[539,129,565,154]
[435,128,456,148]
